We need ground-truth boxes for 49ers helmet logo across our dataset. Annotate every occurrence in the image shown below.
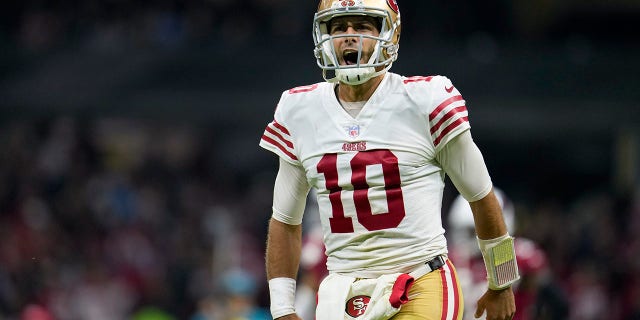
[345,295,371,317]
[387,0,399,13]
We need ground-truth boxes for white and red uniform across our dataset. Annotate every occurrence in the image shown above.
[260,73,472,277]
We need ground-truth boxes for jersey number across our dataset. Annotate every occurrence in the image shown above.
[317,150,406,233]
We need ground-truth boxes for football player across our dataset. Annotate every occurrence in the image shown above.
[259,1,519,319]
[449,190,568,320]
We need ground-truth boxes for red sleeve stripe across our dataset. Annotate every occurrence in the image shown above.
[428,95,464,121]
[433,117,469,147]
[430,105,467,135]
[272,120,290,135]
[265,125,294,148]
[261,135,298,161]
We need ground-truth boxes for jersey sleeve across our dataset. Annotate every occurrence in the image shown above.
[272,158,310,225]
[426,76,471,152]
[259,91,302,166]
[436,131,492,202]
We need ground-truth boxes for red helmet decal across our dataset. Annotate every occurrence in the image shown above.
[387,0,399,13]
[341,0,356,6]
[345,295,371,317]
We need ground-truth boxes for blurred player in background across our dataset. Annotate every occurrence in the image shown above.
[448,189,569,320]
[259,0,520,319]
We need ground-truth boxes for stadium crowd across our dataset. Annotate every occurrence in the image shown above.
[2,0,519,54]
[2,0,312,53]
[0,117,638,319]
[0,117,273,319]
[1,1,639,319]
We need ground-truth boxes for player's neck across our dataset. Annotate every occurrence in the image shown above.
[336,74,384,102]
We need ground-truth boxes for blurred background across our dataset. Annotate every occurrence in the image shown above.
[0,0,639,319]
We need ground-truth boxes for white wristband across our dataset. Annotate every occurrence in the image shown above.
[269,277,297,318]
[477,234,520,290]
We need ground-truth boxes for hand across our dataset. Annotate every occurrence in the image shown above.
[474,286,515,320]
[275,314,303,320]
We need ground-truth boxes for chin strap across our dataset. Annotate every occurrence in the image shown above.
[324,63,392,85]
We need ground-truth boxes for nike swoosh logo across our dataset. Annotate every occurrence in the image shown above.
[445,85,454,93]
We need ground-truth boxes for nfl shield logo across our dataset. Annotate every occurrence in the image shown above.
[347,124,360,138]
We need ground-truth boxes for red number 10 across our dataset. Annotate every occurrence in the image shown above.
[317,150,406,233]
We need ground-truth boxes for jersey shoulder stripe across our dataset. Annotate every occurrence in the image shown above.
[430,105,466,134]
[428,95,464,121]
[401,75,470,149]
[261,120,298,161]
[433,116,469,146]
[259,82,328,164]
[430,107,469,147]
[271,120,291,136]
[429,95,469,147]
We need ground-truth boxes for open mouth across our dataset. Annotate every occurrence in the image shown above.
[343,51,360,65]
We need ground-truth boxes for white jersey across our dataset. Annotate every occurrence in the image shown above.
[260,73,470,277]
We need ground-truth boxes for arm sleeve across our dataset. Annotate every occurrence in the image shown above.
[272,158,311,225]
[436,130,493,202]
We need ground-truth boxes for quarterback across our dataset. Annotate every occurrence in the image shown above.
[259,1,519,319]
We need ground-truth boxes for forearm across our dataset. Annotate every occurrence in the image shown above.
[469,189,508,240]
[470,189,520,292]
[265,159,307,318]
[266,218,302,280]
[266,218,302,319]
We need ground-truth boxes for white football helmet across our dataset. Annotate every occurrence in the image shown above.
[313,0,401,85]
